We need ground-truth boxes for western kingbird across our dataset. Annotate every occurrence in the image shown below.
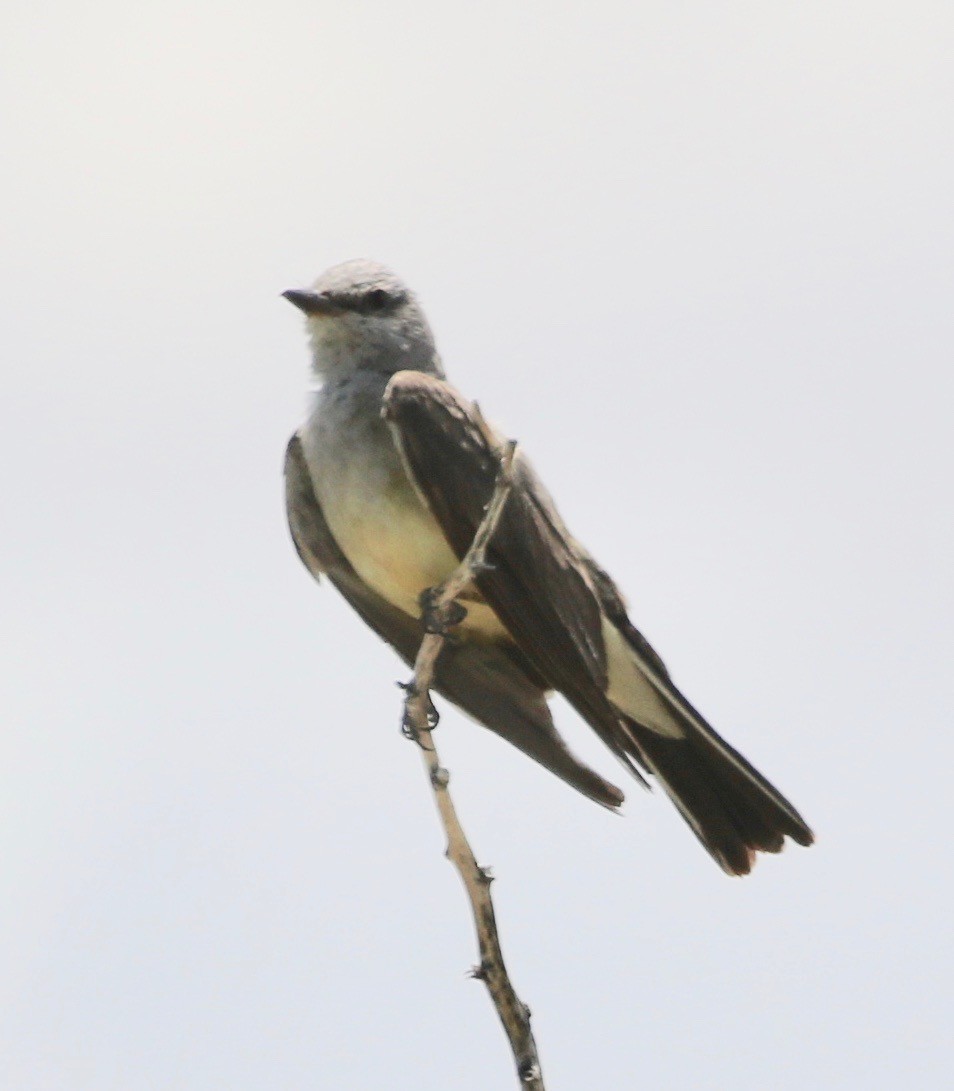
[283,259,813,875]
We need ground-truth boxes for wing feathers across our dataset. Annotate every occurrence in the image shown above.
[380,374,813,873]
[383,372,629,758]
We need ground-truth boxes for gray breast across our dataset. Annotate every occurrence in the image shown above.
[299,374,460,616]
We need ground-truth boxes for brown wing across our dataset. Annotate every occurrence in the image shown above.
[381,372,646,781]
[380,378,814,874]
[284,433,624,808]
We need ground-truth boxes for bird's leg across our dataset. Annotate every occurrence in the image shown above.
[400,585,467,742]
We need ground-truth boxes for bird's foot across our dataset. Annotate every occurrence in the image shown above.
[398,680,440,745]
[419,588,468,635]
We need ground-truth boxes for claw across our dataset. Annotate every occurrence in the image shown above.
[426,699,440,728]
[419,589,468,634]
[399,680,439,745]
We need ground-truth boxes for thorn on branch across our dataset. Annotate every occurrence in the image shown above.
[519,1061,542,1084]
[468,960,491,981]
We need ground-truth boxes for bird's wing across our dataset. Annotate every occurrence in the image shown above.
[381,371,645,779]
[381,374,814,874]
[284,433,624,808]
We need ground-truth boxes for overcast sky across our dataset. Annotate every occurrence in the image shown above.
[2,3,952,1088]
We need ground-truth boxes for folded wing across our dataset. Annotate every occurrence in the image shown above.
[382,371,814,875]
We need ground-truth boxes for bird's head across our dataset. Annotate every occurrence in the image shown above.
[283,260,443,381]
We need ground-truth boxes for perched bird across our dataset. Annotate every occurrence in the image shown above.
[283,259,813,875]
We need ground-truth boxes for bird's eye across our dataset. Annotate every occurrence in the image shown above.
[365,288,390,310]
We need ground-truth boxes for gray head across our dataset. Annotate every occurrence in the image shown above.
[283,259,443,381]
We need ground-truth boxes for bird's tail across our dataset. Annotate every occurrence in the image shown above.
[593,601,813,875]
[623,711,814,876]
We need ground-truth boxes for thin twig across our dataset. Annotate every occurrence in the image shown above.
[402,438,545,1090]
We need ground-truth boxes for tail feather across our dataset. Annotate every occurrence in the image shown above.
[598,612,813,875]
[625,717,814,876]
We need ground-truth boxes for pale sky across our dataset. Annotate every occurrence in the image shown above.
[2,3,952,1088]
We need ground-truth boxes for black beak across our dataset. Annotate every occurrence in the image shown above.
[282,289,342,316]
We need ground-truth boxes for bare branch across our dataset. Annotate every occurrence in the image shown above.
[402,439,545,1090]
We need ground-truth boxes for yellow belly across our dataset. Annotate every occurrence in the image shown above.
[324,468,509,641]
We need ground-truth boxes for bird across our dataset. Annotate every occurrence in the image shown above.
[283,258,813,875]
